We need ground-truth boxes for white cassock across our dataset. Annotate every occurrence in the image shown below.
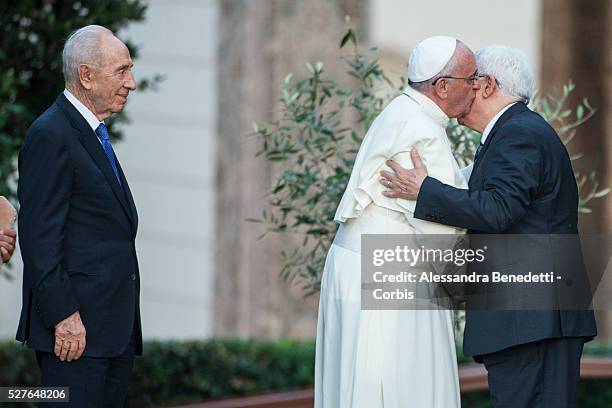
[314,85,467,408]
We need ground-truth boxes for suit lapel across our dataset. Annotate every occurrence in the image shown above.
[55,94,136,228]
[471,102,529,177]
[115,158,138,229]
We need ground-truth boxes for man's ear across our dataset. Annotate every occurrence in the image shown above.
[433,79,449,99]
[482,75,497,99]
[77,64,94,90]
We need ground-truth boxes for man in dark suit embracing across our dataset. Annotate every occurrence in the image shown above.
[379,45,597,408]
[17,25,140,406]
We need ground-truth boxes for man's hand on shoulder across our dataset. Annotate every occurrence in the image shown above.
[380,149,428,200]
[54,311,86,362]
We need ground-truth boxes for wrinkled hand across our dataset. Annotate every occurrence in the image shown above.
[0,230,16,263]
[380,149,428,200]
[54,311,86,362]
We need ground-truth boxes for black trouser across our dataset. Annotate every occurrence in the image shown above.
[35,331,135,408]
[481,337,586,408]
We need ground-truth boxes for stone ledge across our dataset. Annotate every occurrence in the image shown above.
[172,358,612,407]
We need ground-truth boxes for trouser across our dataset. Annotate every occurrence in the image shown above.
[481,337,586,408]
[35,330,136,407]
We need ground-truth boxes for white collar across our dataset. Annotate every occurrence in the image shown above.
[404,86,450,128]
[63,89,103,132]
[481,102,517,144]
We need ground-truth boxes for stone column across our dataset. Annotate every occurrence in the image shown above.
[214,0,368,338]
[541,0,612,338]
[540,0,609,233]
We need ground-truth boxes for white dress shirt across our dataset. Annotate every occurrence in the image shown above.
[462,102,518,180]
[480,102,517,145]
[63,89,103,133]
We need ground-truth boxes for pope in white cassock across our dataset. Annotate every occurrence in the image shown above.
[314,36,481,407]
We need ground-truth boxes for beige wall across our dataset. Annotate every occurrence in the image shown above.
[116,0,219,339]
[369,0,541,84]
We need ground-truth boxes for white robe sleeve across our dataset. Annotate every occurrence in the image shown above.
[334,105,467,237]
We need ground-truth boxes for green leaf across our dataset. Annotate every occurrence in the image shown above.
[576,105,584,121]
[340,29,355,48]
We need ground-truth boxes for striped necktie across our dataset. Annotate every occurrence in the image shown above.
[474,143,484,162]
[95,123,122,187]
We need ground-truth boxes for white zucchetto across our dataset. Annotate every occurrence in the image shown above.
[408,36,457,82]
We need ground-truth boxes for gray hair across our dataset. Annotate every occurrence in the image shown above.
[475,45,534,102]
[62,25,113,85]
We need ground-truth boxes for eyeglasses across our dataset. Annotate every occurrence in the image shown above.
[431,71,479,85]
[477,74,501,88]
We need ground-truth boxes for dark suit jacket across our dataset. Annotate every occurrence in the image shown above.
[414,102,597,358]
[16,93,142,358]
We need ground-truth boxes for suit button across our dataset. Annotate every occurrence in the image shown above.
[566,279,573,287]
[131,274,136,281]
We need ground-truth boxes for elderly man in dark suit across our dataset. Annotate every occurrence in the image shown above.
[17,25,140,406]
[379,45,596,408]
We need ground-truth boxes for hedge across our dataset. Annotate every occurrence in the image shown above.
[0,339,610,407]
[0,338,314,407]
[128,338,315,406]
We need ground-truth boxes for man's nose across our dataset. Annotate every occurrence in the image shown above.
[125,71,137,91]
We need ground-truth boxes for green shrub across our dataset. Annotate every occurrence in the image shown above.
[0,338,315,407]
[0,339,611,407]
[129,338,315,407]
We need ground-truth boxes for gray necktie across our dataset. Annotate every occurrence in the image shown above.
[474,143,484,161]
